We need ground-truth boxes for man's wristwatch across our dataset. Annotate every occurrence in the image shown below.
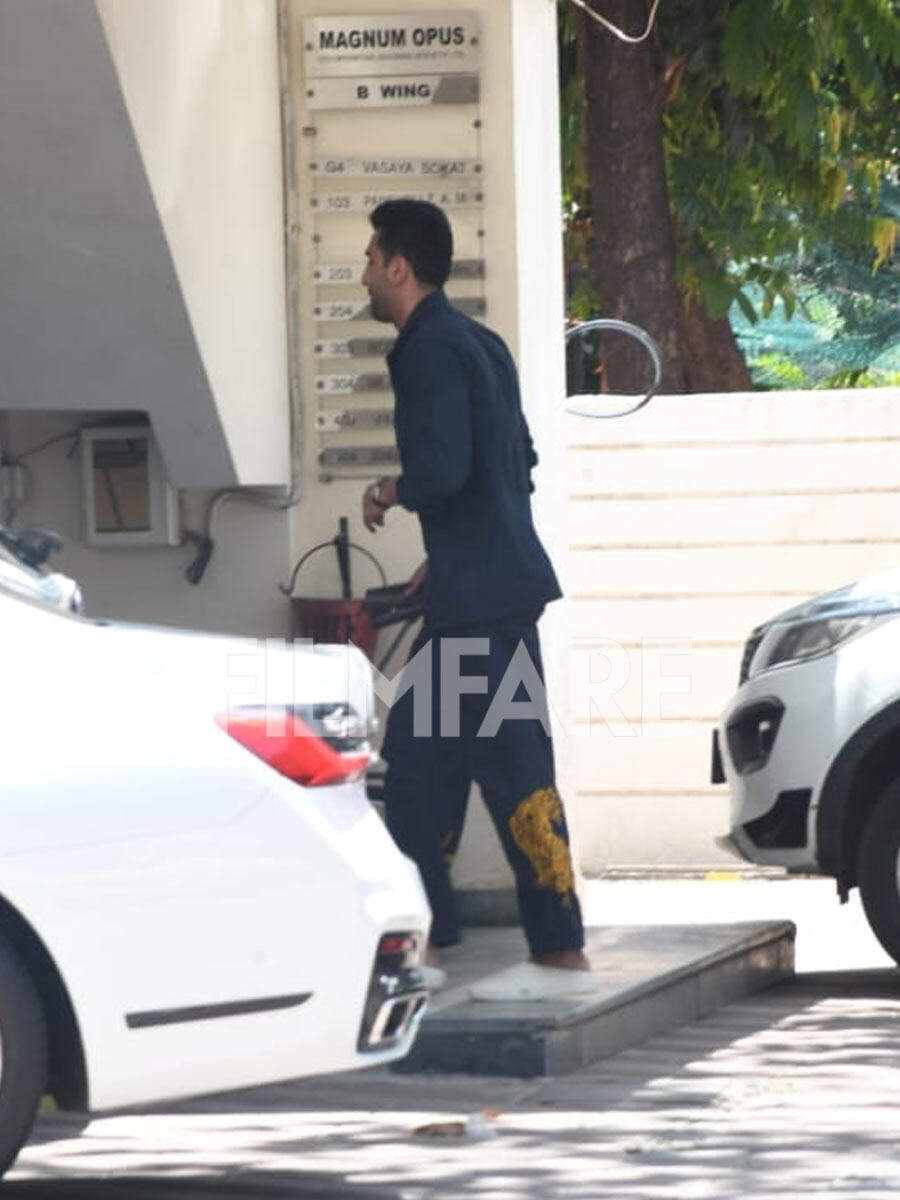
[370,478,390,510]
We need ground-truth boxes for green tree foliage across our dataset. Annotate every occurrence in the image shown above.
[734,180,900,387]
[559,10,597,319]
[561,0,900,382]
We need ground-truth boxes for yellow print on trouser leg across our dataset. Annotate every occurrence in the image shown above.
[508,787,574,902]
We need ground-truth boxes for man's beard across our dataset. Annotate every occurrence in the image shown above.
[367,290,392,323]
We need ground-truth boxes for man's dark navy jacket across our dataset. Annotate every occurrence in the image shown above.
[388,289,562,630]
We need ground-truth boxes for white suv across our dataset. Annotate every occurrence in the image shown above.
[714,567,900,964]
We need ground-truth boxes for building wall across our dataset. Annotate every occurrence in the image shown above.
[0,0,290,488]
[96,0,291,486]
[3,411,293,636]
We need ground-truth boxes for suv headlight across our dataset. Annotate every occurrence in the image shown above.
[756,614,885,674]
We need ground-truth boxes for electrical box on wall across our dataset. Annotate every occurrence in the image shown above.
[81,425,179,547]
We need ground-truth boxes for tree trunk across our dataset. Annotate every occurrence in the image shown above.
[575,0,688,394]
[681,296,754,392]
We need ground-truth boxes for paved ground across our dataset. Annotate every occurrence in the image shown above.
[9,877,900,1198]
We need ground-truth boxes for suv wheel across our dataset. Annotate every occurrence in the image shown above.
[859,780,900,966]
[0,933,47,1177]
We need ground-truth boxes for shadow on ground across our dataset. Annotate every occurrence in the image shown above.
[0,1175,402,1199]
[10,970,900,1200]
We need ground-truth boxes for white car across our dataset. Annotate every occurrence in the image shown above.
[0,538,429,1176]
[713,566,900,964]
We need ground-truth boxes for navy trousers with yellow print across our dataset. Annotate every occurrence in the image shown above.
[381,616,585,957]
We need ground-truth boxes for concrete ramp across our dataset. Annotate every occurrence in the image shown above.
[399,921,794,1076]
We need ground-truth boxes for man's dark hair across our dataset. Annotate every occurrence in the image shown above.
[369,200,453,288]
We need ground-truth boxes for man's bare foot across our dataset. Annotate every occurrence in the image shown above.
[531,949,591,971]
[425,944,442,968]
[420,945,447,991]
[470,957,599,1000]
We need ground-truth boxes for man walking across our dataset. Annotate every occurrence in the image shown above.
[360,200,594,998]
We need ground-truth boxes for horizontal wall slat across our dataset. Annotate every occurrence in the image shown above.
[570,723,716,791]
[569,645,742,720]
[568,594,809,642]
[567,542,899,596]
[568,441,900,497]
[563,386,900,446]
[566,492,900,546]
[572,792,733,867]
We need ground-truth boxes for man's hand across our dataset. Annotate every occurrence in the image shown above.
[404,558,428,598]
[362,487,385,532]
[362,476,399,532]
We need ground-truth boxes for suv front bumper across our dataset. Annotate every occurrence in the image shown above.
[712,655,840,871]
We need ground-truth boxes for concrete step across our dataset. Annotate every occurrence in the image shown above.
[397,921,795,1077]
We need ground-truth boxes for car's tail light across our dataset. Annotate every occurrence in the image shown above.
[217,706,371,787]
[377,932,422,969]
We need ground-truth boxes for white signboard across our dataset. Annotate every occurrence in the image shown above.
[303,13,481,78]
[310,156,481,179]
[311,188,482,214]
[315,298,485,323]
[315,300,373,323]
[306,73,479,110]
[313,259,485,285]
[313,264,360,285]
[320,446,400,468]
[314,338,396,358]
[315,373,391,394]
[316,409,394,432]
